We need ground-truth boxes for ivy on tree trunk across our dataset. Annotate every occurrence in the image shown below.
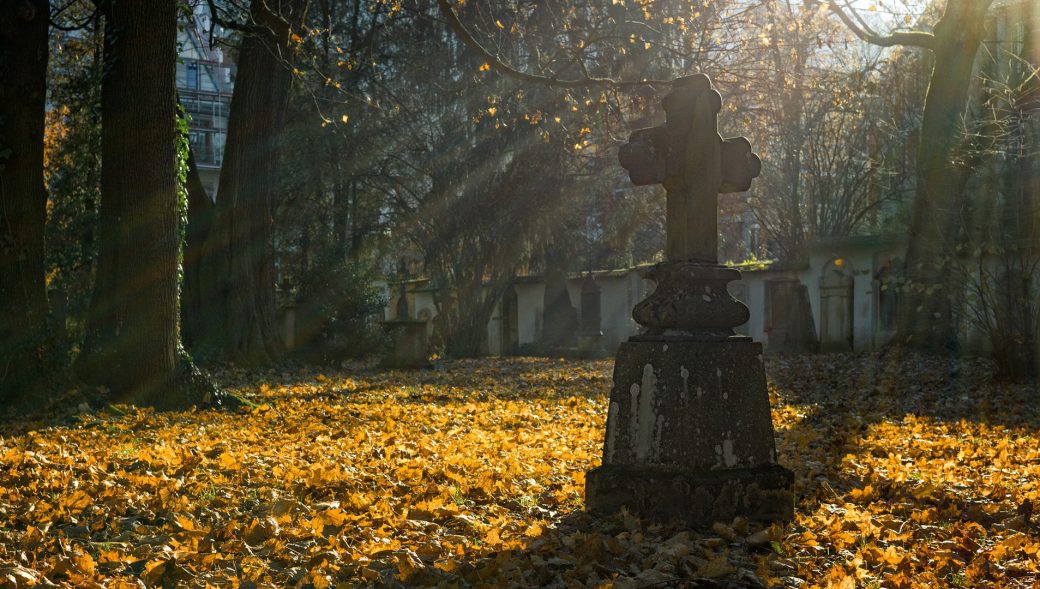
[76,0,222,409]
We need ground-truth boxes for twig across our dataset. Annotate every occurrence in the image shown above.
[434,0,671,90]
[827,0,934,49]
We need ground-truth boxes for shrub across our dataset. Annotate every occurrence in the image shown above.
[293,255,387,363]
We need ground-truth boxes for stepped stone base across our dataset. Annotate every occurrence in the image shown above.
[586,463,793,527]
[585,338,793,527]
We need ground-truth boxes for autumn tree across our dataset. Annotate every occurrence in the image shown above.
[44,12,105,349]
[0,0,51,401]
[830,0,996,351]
[268,0,401,359]
[190,0,310,365]
[418,0,752,353]
[383,0,646,355]
[731,0,890,260]
[74,0,216,406]
[954,8,1040,380]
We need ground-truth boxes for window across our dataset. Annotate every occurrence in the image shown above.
[186,62,199,89]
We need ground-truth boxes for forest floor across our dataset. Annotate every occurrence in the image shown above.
[1,354,1040,588]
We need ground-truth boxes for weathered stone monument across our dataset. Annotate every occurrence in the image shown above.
[540,272,579,352]
[382,281,431,369]
[585,74,793,526]
[577,277,606,356]
[765,277,819,354]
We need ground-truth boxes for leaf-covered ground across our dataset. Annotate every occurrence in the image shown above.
[2,355,1039,588]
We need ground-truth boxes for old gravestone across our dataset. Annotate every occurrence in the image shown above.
[765,277,819,354]
[585,74,793,526]
[577,277,605,356]
[381,281,431,369]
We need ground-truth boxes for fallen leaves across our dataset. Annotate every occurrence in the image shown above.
[0,355,1038,587]
[770,354,1040,588]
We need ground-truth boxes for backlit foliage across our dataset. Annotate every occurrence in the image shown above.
[1,356,1039,587]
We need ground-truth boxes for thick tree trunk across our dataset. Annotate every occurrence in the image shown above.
[894,0,994,351]
[991,51,1039,381]
[181,145,213,350]
[0,0,50,401]
[195,0,308,365]
[75,0,184,404]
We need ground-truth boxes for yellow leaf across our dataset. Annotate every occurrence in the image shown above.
[434,559,459,572]
[882,545,905,566]
[826,575,856,589]
[73,552,96,576]
[217,452,240,470]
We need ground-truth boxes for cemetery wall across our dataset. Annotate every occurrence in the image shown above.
[366,235,1024,358]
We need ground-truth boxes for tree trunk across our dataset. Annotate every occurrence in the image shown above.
[767,0,810,261]
[991,40,1039,381]
[75,0,189,405]
[196,0,308,365]
[349,179,362,259]
[0,0,50,401]
[894,0,994,351]
[181,144,213,350]
[435,273,502,358]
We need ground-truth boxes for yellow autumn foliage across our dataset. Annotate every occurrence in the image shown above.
[0,356,1038,587]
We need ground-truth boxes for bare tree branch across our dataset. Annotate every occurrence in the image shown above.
[827,1,934,49]
[204,0,289,38]
[434,0,670,89]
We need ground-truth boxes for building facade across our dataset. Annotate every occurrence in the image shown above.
[177,3,234,198]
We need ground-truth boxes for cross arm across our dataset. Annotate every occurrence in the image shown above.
[719,137,761,193]
[618,126,668,186]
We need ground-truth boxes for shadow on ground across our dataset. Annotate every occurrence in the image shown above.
[402,352,1040,588]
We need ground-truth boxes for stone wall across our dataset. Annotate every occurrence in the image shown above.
[371,236,1022,356]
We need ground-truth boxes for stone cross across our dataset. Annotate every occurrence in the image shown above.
[586,74,792,527]
[618,74,761,263]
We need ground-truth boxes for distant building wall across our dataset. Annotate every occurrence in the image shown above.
[177,4,234,199]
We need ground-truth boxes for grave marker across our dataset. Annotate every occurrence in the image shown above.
[585,74,793,526]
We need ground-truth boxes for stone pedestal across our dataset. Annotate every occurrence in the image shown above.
[586,263,793,527]
[587,463,793,526]
[585,338,793,526]
[381,320,431,369]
